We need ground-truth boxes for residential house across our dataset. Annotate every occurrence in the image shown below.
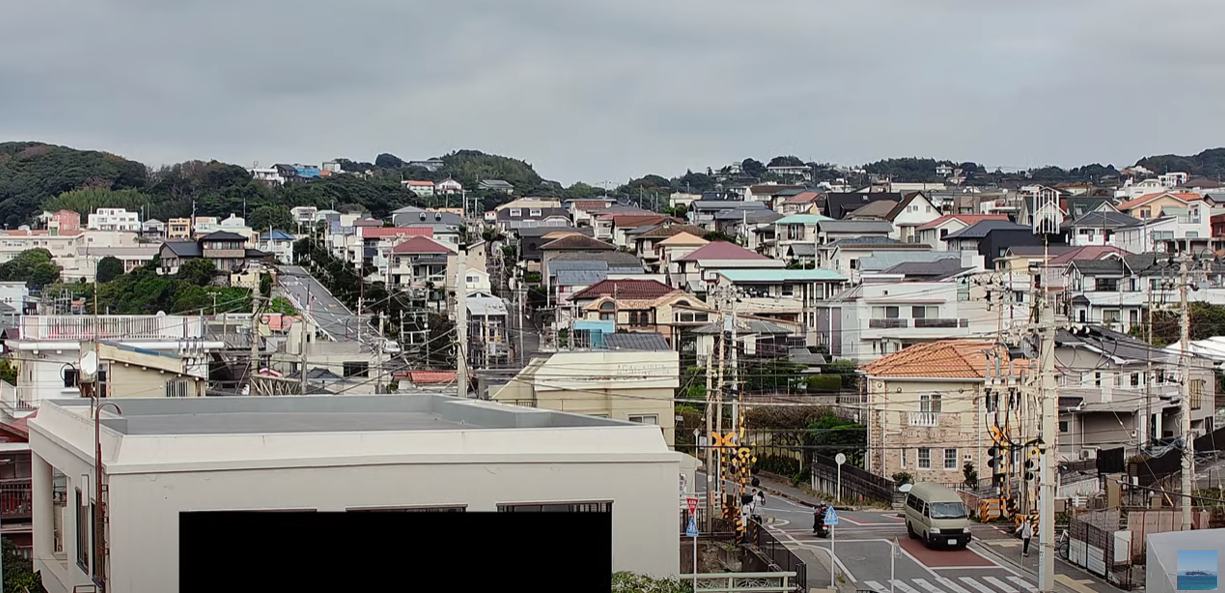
[746,184,804,202]
[1115,177,1169,200]
[86,208,140,232]
[1063,253,1225,332]
[496,197,563,212]
[402,180,436,197]
[1112,211,1214,254]
[0,315,221,418]
[290,206,319,228]
[915,214,1011,250]
[1024,245,1131,300]
[567,198,618,229]
[816,237,933,283]
[157,231,266,275]
[815,220,894,245]
[722,209,782,252]
[844,200,900,221]
[141,219,165,239]
[667,241,783,293]
[569,279,715,348]
[257,230,296,265]
[655,232,709,276]
[605,214,677,248]
[629,224,705,273]
[435,178,463,195]
[388,207,464,241]
[1062,210,1141,248]
[515,227,588,268]
[766,165,813,181]
[1176,176,1224,195]
[687,200,768,232]
[466,291,510,367]
[57,246,160,282]
[540,235,619,292]
[386,236,456,303]
[941,220,1053,267]
[775,191,821,215]
[1115,191,1205,220]
[489,333,680,445]
[496,206,571,233]
[773,214,834,260]
[547,252,646,307]
[859,340,1019,485]
[711,269,847,345]
[354,226,436,279]
[816,275,1005,363]
[857,251,980,278]
[1054,325,1216,460]
[39,210,80,235]
[691,316,802,365]
[884,193,941,243]
[477,179,514,194]
[820,192,903,220]
[1063,196,1114,220]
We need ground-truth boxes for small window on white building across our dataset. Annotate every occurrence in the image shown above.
[628,414,659,425]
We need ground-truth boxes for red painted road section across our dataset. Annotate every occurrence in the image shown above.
[899,537,997,568]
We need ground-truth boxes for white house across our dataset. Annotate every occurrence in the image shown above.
[86,209,141,232]
[886,193,941,243]
[435,178,463,195]
[28,395,682,593]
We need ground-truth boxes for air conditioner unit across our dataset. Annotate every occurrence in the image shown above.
[1080,448,1098,461]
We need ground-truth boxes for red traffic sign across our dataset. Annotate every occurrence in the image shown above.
[686,497,698,514]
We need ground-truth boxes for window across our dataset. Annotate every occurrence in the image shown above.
[911,306,938,319]
[1094,278,1119,291]
[1130,310,1140,325]
[509,209,522,217]
[872,306,900,319]
[165,379,189,398]
[920,394,942,414]
[900,448,907,468]
[1130,373,1141,387]
[1103,310,1122,325]
[63,368,79,389]
[628,414,659,425]
[1191,379,1205,410]
[498,501,612,513]
[627,311,650,326]
[674,311,709,323]
[1059,421,1069,433]
[342,361,369,378]
[944,448,958,469]
[780,284,794,298]
[1187,231,1200,239]
[1094,372,1102,387]
[918,448,931,469]
[529,209,542,217]
[75,488,89,571]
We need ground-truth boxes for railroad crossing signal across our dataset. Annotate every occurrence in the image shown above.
[711,432,736,448]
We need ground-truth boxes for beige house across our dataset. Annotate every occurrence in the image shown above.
[859,339,1026,485]
[488,335,679,445]
[80,341,207,398]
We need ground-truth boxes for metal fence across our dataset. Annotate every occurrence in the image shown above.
[1066,509,1137,590]
[681,498,737,537]
[747,520,807,592]
[812,452,894,504]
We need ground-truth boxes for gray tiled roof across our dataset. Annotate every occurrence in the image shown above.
[881,258,968,279]
[554,269,609,286]
[550,251,644,267]
[1062,211,1140,229]
[787,243,817,257]
[858,251,960,271]
[942,220,1029,239]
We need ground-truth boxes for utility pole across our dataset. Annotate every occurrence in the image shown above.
[249,295,262,395]
[1037,303,1057,593]
[1178,257,1194,531]
[456,249,469,398]
[714,295,728,507]
[299,312,310,395]
[704,340,716,523]
[1146,284,1154,447]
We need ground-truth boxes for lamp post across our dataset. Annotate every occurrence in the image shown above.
[94,401,122,593]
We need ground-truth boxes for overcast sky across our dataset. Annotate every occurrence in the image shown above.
[2,0,1223,185]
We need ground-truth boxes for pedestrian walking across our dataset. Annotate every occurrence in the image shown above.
[755,489,766,510]
[1018,518,1033,557]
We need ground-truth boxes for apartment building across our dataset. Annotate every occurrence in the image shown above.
[86,208,141,232]
[711,269,846,346]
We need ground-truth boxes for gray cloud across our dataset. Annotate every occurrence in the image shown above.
[2,0,1223,184]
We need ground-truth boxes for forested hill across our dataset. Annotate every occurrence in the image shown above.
[3,140,1224,229]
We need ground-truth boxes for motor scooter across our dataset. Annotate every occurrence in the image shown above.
[812,504,831,538]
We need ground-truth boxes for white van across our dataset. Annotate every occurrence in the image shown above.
[903,483,972,549]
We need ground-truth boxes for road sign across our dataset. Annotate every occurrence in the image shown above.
[835,453,846,465]
[824,507,839,525]
[686,497,698,514]
[686,516,698,537]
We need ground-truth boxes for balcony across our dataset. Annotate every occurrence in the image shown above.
[869,318,909,329]
[0,478,31,520]
[913,318,969,329]
[19,315,205,341]
[909,412,939,427]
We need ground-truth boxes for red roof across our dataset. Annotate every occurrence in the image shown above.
[572,200,612,211]
[916,214,1009,231]
[784,191,821,204]
[359,226,434,239]
[571,278,675,300]
[676,241,770,262]
[391,236,456,254]
[407,370,456,384]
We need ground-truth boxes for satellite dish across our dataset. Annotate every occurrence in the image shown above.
[79,351,98,383]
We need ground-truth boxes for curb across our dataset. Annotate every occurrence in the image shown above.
[759,482,878,512]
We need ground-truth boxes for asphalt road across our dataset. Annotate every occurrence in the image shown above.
[278,265,368,342]
[695,472,1118,593]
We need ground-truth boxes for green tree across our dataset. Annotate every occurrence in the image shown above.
[612,571,691,593]
[0,141,148,226]
[176,259,218,286]
[1130,302,1225,346]
[768,155,805,167]
[741,158,766,178]
[807,410,868,468]
[0,249,60,288]
[374,153,405,169]
[41,187,151,219]
[2,536,46,593]
[247,204,294,233]
[95,256,125,283]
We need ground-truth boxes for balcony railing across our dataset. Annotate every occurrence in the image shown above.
[0,478,32,518]
[20,315,204,341]
[909,412,939,427]
[914,318,968,328]
[869,318,908,329]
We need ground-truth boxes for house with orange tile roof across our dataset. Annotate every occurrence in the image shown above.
[858,340,1028,486]
[914,214,1010,250]
[1114,191,1204,220]
[569,278,715,347]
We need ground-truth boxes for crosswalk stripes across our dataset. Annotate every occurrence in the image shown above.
[982,576,1018,593]
[863,577,1028,593]
[1006,576,1039,592]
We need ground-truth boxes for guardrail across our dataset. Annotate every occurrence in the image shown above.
[676,572,798,593]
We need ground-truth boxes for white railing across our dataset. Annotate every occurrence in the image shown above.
[910,411,939,427]
[20,315,204,341]
[676,572,796,593]
[0,382,38,414]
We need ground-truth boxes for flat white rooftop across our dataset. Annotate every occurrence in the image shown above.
[53,394,632,436]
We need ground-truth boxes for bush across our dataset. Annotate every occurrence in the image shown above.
[892,471,914,485]
[805,374,842,392]
[755,454,801,476]
[790,469,812,487]
[612,571,691,593]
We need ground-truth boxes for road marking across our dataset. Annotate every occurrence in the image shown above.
[936,577,974,593]
[984,540,1022,547]
[1006,576,1037,592]
[780,532,858,582]
[912,578,949,593]
[863,581,888,593]
[1055,575,1098,593]
[959,577,995,593]
[964,545,1024,578]
[982,576,1017,593]
[896,542,941,579]
[890,580,923,593]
